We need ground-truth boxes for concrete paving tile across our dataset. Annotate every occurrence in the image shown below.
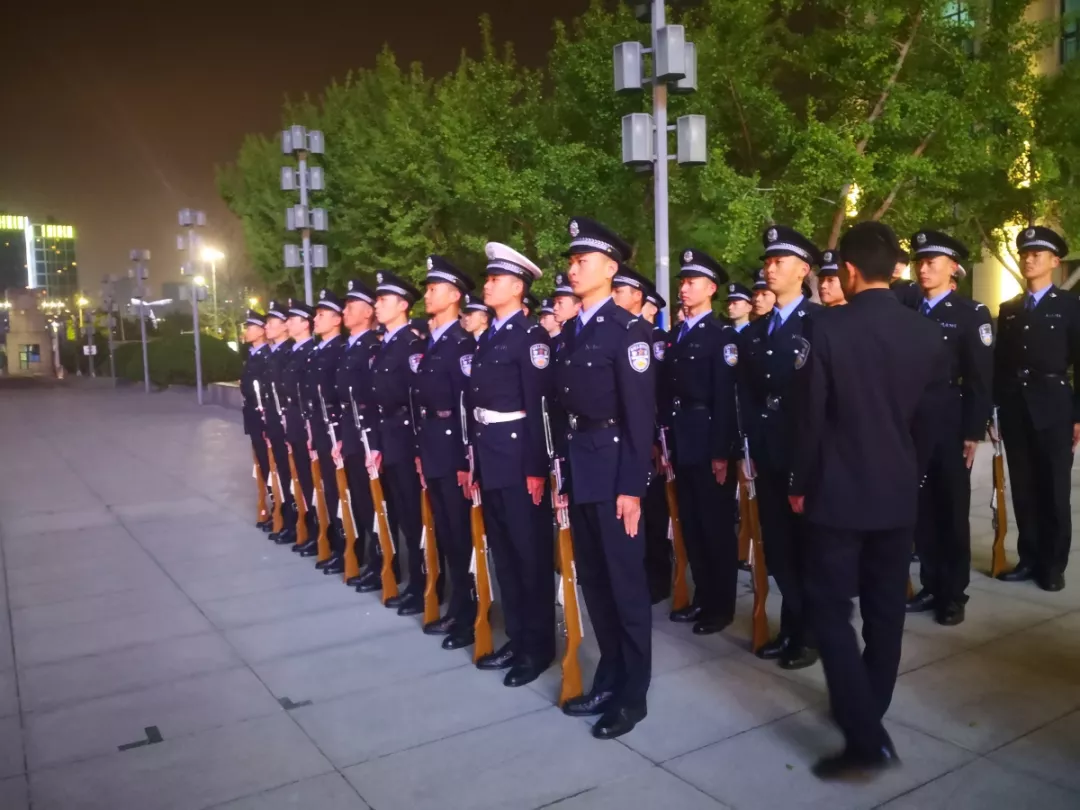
[0,621,11,671]
[1,525,141,569]
[210,773,370,810]
[665,710,975,810]
[621,657,821,763]
[132,521,266,563]
[888,649,1080,753]
[14,603,213,667]
[29,713,334,810]
[293,663,550,767]
[11,584,192,635]
[179,563,321,603]
[968,571,1080,612]
[546,767,728,809]
[0,715,24,778]
[7,565,175,610]
[0,507,118,538]
[159,546,300,586]
[224,602,407,664]
[24,667,282,770]
[901,589,1064,649]
[251,626,463,704]
[201,580,366,630]
[879,758,1080,810]
[0,775,29,810]
[981,611,1080,682]
[5,549,161,589]
[989,710,1080,793]
[113,496,234,524]
[19,632,241,714]
[0,669,18,719]
[342,707,650,810]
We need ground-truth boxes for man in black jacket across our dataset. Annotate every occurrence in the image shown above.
[790,221,947,781]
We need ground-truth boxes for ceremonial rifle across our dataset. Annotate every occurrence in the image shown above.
[353,386,399,602]
[318,384,360,579]
[409,388,441,624]
[542,396,583,706]
[461,392,494,660]
[299,382,332,562]
[734,394,769,653]
[272,381,309,545]
[253,379,284,534]
[657,427,690,612]
[990,407,1009,578]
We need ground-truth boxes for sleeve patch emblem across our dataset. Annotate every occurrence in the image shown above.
[460,354,473,377]
[793,336,811,370]
[628,341,651,372]
[409,353,423,373]
[723,344,739,366]
[979,323,993,346]
[530,343,550,369]
[652,341,666,361]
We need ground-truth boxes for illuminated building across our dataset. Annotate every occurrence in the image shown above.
[0,214,79,300]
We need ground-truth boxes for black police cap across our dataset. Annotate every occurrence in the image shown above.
[345,279,375,305]
[752,268,768,290]
[374,271,421,305]
[316,288,344,314]
[553,272,576,298]
[287,299,314,319]
[677,248,728,283]
[564,217,631,263]
[425,255,475,293]
[539,298,555,315]
[1016,225,1068,258]
[613,264,649,291]
[911,229,969,262]
[725,282,752,302]
[244,310,267,327]
[760,225,823,266]
[644,281,666,311]
[819,250,841,277]
[266,300,287,320]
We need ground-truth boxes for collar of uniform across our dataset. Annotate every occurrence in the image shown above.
[922,289,951,311]
[429,319,455,345]
[683,309,711,332]
[734,321,749,333]
[772,294,805,327]
[248,344,261,356]
[578,295,613,329]
[383,322,408,343]
[1027,284,1055,306]
[347,328,371,347]
[491,309,524,334]
[291,336,313,351]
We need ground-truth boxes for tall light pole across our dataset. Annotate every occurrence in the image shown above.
[281,125,327,305]
[129,250,152,393]
[178,209,208,404]
[101,275,118,379]
[616,1,706,327]
[76,295,95,377]
[202,247,224,335]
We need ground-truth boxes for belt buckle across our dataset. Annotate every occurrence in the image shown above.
[420,406,428,419]
[473,407,487,426]
[568,414,579,430]
[672,397,682,410]
[766,395,781,412]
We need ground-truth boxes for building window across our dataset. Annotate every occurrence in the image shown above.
[1065,0,1080,65]
[943,1,972,25]
[18,344,41,369]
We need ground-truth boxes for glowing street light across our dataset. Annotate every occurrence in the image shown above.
[193,275,206,287]
[248,296,259,308]
[76,296,89,307]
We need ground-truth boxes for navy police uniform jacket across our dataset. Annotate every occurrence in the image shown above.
[468,312,550,490]
[334,331,381,458]
[302,334,347,453]
[891,279,922,310]
[240,344,270,436]
[738,299,822,472]
[651,324,672,431]
[281,338,316,447]
[994,286,1080,430]
[554,299,656,503]
[413,322,475,481]
[660,314,739,466]
[259,340,294,440]
[371,325,424,467]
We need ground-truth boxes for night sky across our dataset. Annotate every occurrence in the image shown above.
[0,0,589,298]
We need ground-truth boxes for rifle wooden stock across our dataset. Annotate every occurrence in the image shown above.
[337,465,361,581]
[268,450,285,535]
[368,473,399,603]
[470,498,494,661]
[739,468,770,653]
[254,453,269,524]
[555,513,583,707]
[906,575,915,601]
[287,448,309,545]
[664,479,690,612]
[737,483,751,563]
[421,488,440,624]
[991,453,1009,578]
[311,457,332,562]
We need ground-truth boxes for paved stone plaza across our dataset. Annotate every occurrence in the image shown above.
[0,384,1078,809]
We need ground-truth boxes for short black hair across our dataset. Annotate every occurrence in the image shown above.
[838,222,901,283]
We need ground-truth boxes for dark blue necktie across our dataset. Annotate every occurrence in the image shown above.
[920,300,932,317]
[575,317,584,336]
[676,321,689,342]
[1024,294,1036,312]
[768,310,782,335]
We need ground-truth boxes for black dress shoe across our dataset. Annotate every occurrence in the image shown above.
[562,690,614,717]
[905,589,935,614]
[275,529,297,546]
[423,615,457,636]
[812,742,900,781]
[355,571,382,593]
[396,593,424,617]
[322,557,345,575]
[314,557,333,570]
[256,520,272,532]
[504,659,548,688]
[692,616,732,636]
[934,602,965,626]
[669,604,701,623]
[476,642,516,671]
[1037,571,1065,592]
[779,646,819,670]
[998,562,1037,582]
[346,575,365,587]
[592,705,646,740]
[755,635,788,660]
[296,541,319,558]
[442,630,475,650]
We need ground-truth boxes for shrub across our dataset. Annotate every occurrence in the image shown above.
[118,333,242,387]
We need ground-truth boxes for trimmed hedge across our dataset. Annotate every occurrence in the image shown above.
[116,334,242,387]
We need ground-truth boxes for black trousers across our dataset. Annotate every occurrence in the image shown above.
[286,432,316,522]
[428,474,476,626]
[643,474,672,599]
[482,484,555,664]
[268,436,296,528]
[383,461,424,594]
[570,500,652,709]
[343,452,377,568]
[756,464,813,649]
[914,433,971,605]
[1001,405,1074,576]
[674,463,738,621]
[805,522,910,756]
[251,435,270,493]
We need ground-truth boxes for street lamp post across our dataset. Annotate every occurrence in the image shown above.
[129,250,152,393]
[281,126,327,305]
[101,275,118,379]
[77,295,95,377]
[178,209,207,405]
[202,247,224,335]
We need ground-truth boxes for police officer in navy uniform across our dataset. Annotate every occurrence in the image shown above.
[282,301,320,555]
[738,225,822,670]
[538,298,560,339]
[241,310,272,529]
[461,294,492,340]
[369,272,427,616]
[726,282,753,332]
[465,242,555,687]
[303,290,349,574]
[818,251,847,307]
[640,281,672,603]
[333,280,384,589]
[750,268,776,321]
[904,230,993,625]
[890,248,921,310]
[413,256,479,649]
[553,217,656,739]
[260,301,298,544]
[552,271,582,330]
[995,226,1080,592]
[660,249,740,634]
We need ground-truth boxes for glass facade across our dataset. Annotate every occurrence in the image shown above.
[27,223,78,299]
[1065,0,1080,65]
[0,215,29,295]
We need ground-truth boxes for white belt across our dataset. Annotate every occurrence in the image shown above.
[473,408,526,425]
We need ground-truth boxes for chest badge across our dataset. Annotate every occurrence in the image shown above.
[460,354,473,377]
[530,343,550,369]
[409,353,423,373]
[653,341,666,361]
[724,344,738,366]
[793,336,811,370]
[628,341,651,373]
[979,323,993,346]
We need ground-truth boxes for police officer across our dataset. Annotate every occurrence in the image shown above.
[726,282,753,331]
[818,251,847,307]
[738,225,822,670]
[461,294,492,340]
[261,301,298,544]
[241,310,272,529]
[538,299,560,339]
[413,256,479,649]
[891,248,921,309]
[904,230,993,625]
[466,242,555,687]
[553,218,655,739]
[370,272,427,616]
[750,269,776,320]
[304,290,349,574]
[333,280,383,588]
[282,301,320,556]
[552,272,582,328]
[660,250,740,634]
[523,292,541,322]
[995,226,1080,592]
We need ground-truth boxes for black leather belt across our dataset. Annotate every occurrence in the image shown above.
[568,414,619,431]
[673,398,708,411]
[419,407,453,420]
[379,405,410,417]
[1016,369,1066,381]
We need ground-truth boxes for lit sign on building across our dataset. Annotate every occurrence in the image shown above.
[0,215,29,231]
